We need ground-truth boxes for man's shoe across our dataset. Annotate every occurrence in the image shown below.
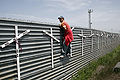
[66,53,73,58]
[66,53,70,56]
[60,55,64,58]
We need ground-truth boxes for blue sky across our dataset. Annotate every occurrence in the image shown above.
[0,0,120,33]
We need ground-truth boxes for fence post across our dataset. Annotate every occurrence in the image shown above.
[97,33,99,50]
[70,27,74,57]
[81,30,84,56]
[50,28,54,68]
[91,30,93,52]
[15,26,21,80]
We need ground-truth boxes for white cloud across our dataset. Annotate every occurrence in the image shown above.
[92,9,120,32]
[0,0,120,33]
[45,0,92,11]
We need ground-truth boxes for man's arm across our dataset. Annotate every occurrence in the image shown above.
[60,23,67,30]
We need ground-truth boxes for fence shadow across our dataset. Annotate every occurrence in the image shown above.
[60,56,70,65]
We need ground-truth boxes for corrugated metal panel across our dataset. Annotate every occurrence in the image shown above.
[0,24,17,80]
[0,18,120,80]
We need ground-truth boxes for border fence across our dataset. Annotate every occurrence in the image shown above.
[0,18,120,80]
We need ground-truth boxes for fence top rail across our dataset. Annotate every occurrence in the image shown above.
[0,17,120,35]
[0,17,88,29]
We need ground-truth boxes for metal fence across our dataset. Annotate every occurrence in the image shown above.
[0,18,120,80]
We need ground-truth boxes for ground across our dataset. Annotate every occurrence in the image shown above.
[103,73,120,80]
[89,65,120,80]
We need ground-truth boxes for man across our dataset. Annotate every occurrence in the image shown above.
[58,16,74,58]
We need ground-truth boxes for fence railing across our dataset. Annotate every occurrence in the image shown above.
[0,18,120,80]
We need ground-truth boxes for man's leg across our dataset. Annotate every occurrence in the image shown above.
[61,40,72,57]
[66,43,72,57]
[61,40,67,55]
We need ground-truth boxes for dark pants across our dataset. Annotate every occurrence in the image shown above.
[61,40,71,55]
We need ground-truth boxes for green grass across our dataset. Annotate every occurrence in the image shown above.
[71,45,120,80]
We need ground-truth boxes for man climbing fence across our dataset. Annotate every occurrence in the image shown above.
[58,16,74,58]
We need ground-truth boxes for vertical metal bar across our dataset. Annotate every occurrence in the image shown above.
[101,32,103,52]
[51,28,54,68]
[81,30,84,56]
[105,33,107,49]
[15,26,21,80]
[97,34,99,49]
[70,27,74,57]
[70,44,73,57]
[91,30,93,52]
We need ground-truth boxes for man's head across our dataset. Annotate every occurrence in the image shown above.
[58,16,64,23]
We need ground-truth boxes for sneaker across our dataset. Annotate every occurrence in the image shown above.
[60,55,64,58]
[66,53,70,56]
[66,53,73,58]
